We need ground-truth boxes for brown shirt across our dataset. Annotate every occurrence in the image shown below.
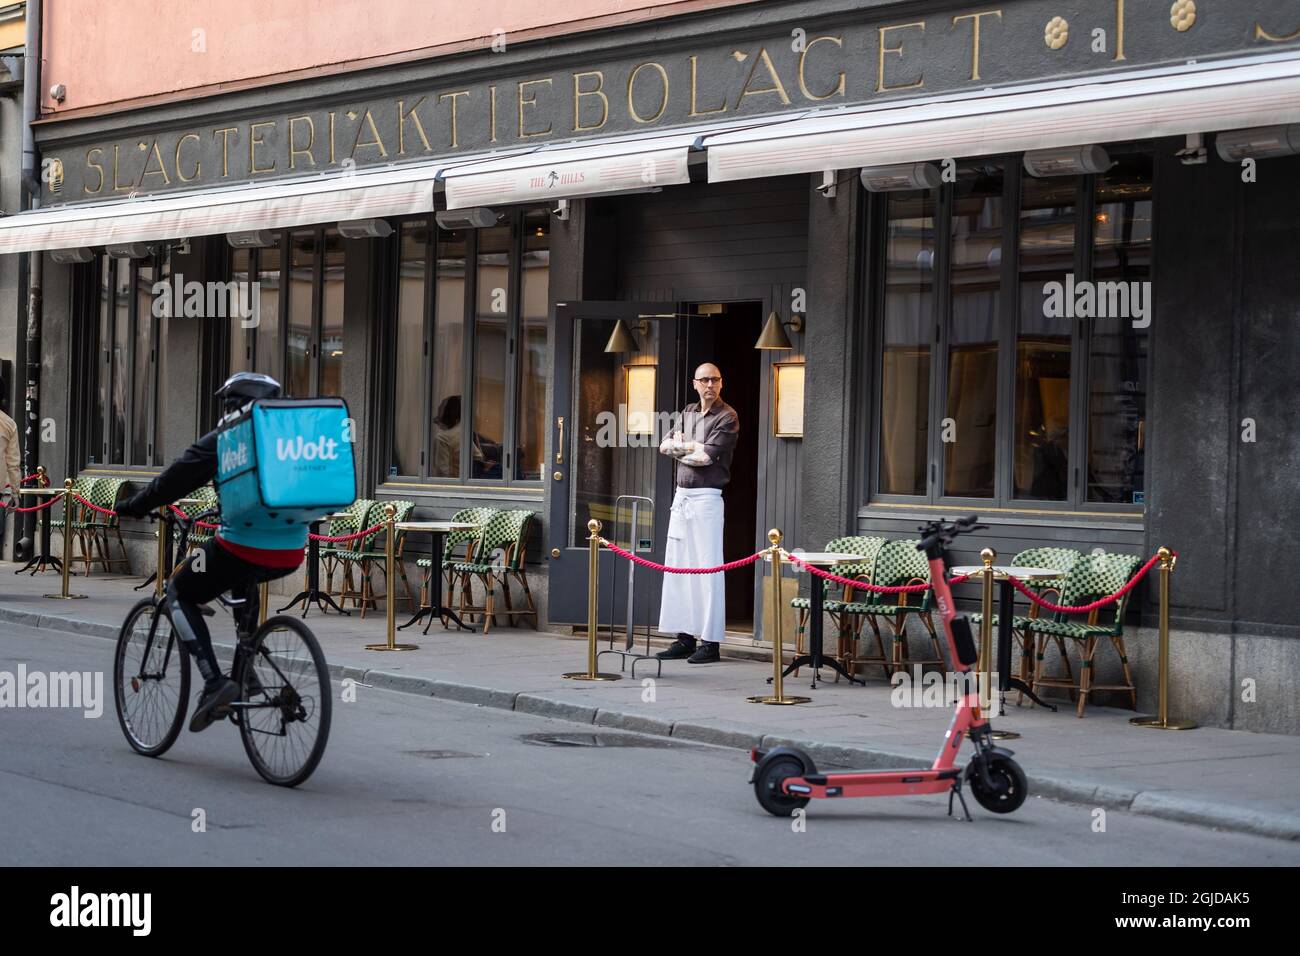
[676,399,739,489]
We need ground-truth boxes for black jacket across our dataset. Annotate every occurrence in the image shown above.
[120,430,219,518]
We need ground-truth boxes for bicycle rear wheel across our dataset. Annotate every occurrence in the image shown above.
[235,615,332,787]
[114,597,191,757]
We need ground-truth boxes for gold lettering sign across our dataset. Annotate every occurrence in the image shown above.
[798,35,845,101]
[573,71,609,131]
[249,121,277,174]
[350,109,389,158]
[952,10,1002,82]
[141,140,171,185]
[518,79,554,138]
[175,132,201,181]
[735,47,792,108]
[438,92,470,148]
[1256,21,1300,42]
[878,22,926,93]
[397,98,432,154]
[84,147,105,194]
[628,62,669,124]
[689,55,726,116]
[288,116,315,169]
[214,127,238,177]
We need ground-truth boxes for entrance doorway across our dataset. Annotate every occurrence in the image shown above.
[680,302,763,633]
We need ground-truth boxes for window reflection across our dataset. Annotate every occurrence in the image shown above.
[433,229,468,478]
[392,221,428,476]
[472,225,510,479]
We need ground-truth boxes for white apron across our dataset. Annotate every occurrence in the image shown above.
[657,486,726,643]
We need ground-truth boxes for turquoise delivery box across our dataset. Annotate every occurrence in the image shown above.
[216,398,356,534]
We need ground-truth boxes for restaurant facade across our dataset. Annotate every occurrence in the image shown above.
[1,0,1298,732]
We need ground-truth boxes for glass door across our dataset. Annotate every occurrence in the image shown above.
[547,302,680,626]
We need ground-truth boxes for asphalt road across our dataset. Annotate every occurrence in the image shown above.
[3,623,1299,866]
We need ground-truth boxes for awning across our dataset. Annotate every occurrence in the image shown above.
[438,121,756,210]
[0,160,448,255]
[705,52,1300,183]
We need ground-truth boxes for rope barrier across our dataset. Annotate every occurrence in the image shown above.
[168,504,220,530]
[5,471,50,490]
[71,493,120,518]
[783,551,972,592]
[1006,551,1169,614]
[600,538,766,574]
[307,523,385,544]
[7,496,60,513]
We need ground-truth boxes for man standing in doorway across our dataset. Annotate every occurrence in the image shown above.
[656,362,739,664]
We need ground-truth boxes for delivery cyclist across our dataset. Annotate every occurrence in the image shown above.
[117,372,305,733]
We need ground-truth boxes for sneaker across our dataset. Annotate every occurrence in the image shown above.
[189,678,240,733]
[656,635,697,660]
[687,641,721,664]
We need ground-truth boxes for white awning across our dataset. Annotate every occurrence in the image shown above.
[0,160,446,255]
[438,118,770,209]
[706,52,1300,183]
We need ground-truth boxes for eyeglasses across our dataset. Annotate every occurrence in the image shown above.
[694,377,721,384]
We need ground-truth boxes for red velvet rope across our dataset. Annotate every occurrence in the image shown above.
[1006,551,1168,614]
[783,551,972,592]
[72,493,119,517]
[169,504,221,530]
[600,538,766,574]
[5,471,49,490]
[7,496,60,513]
[307,523,385,543]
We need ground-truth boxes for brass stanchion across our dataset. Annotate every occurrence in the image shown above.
[748,529,811,705]
[1131,547,1197,730]
[45,479,87,600]
[258,582,269,626]
[564,519,621,680]
[977,547,996,705]
[367,503,418,651]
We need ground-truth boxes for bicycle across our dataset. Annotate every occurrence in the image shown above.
[112,506,332,787]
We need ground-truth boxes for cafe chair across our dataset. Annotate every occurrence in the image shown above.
[453,509,537,634]
[52,474,96,569]
[337,500,416,619]
[1026,552,1142,717]
[319,498,374,601]
[82,477,132,575]
[790,536,886,680]
[413,506,497,611]
[840,539,943,677]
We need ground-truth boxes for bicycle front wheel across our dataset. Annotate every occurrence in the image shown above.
[114,597,191,757]
[236,615,332,787]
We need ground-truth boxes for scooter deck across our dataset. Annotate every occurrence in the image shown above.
[787,768,962,799]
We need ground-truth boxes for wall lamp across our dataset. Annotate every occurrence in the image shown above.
[755,310,803,350]
[604,318,650,353]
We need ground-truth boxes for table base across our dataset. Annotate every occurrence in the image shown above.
[16,554,62,575]
[279,588,350,617]
[774,655,864,689]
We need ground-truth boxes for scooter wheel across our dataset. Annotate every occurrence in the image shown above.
[754,754,811,817]
[968,755,1028,814]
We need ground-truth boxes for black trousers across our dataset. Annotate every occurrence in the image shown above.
[166,538,298,685]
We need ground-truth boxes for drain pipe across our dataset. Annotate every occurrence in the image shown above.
[18,0,42,559]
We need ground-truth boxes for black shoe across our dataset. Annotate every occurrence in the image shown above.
[687,642,721,664]
[189,678,240,733]
[656,635,697,660]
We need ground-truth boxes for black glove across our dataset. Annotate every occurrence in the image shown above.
[116,493,152,520]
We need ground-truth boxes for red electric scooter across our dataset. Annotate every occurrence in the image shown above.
[750,515,1028,820]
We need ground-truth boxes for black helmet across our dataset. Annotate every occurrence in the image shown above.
[216,372,281,413]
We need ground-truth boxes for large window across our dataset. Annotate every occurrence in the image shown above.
[228,227,343,396]
[386,207,549,485]
[871,154,1152,511]
[86,250,171,467]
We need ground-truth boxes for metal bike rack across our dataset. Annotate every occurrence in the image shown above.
[597,494,661,679]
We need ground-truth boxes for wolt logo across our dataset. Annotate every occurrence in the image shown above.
[220,442,249,472]
[276,436,340,462]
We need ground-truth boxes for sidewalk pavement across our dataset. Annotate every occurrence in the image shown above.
[3,563,1298,841]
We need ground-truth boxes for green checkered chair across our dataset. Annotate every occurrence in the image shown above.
[840,539,944,677]
[318,498,374,600]
[80,477,131,575]
[790,536,886,680]
[968,546,1081,701]
[413,506,496,610]
[453,509,537,634]
[337,500,416,619]
[176,484,220,562]
[1027,552,1143,717]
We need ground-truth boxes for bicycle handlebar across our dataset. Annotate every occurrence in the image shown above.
[916,515,990,554]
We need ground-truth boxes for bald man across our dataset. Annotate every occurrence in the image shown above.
[656,362,739,663]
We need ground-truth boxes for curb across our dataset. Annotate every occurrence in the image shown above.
[6,604,1298,842]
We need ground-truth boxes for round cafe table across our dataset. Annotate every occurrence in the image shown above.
[950,565,1065,714]
[395,520,479,634]
[14,487,65,575]
[279,512,354,617]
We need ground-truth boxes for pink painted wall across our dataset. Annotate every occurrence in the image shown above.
[41,0,756,115]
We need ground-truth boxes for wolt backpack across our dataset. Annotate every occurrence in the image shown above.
[215,397,357,551]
